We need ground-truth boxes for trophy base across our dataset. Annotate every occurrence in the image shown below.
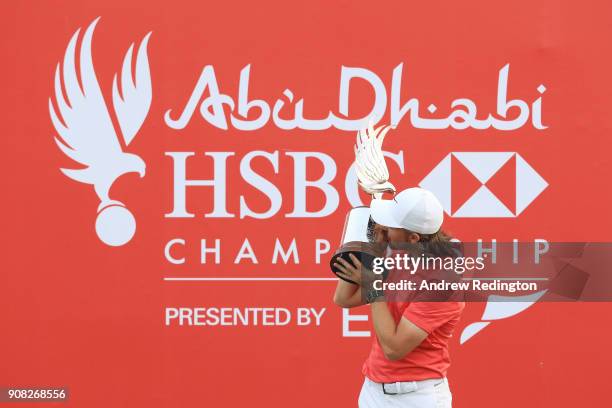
[330,241,385,285]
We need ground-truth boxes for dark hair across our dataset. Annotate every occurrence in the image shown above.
[367,216,460,258]
[366,216,377,242]
[418,229,461,258]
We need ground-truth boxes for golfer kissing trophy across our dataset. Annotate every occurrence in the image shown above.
[330,122,395,284]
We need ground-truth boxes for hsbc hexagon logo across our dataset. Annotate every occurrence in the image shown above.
[419,152,548,217]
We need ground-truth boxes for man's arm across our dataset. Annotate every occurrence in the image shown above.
[333,279,364,308]
[332,254,370,308]
[370,301,428,361]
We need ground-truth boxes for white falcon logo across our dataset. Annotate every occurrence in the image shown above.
[49,18,152,246]
[354,121,396,198]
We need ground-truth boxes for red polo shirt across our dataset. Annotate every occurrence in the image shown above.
[362,300,465,382]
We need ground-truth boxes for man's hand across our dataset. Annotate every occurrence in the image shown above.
[333,253,379,286]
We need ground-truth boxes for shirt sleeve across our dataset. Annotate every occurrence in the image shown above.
[402,302,464,334]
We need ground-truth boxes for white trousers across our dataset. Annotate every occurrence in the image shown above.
[358,377,452,408]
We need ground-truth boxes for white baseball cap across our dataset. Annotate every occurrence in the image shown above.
[369,187,444,234]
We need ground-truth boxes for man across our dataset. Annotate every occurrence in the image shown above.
[333,187,465,408]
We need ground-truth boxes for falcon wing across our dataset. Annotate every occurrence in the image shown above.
[354,121,396,196]
[112,31,152,146]
[49,18,122,184]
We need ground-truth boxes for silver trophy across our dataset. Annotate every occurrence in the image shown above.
[330,122,395,284]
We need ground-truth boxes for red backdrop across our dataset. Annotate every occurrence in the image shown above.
[2,0,612,407]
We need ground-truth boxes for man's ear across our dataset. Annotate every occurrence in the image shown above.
[408,232,421,243]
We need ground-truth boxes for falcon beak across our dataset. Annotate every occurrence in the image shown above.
[380,181,396,195]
